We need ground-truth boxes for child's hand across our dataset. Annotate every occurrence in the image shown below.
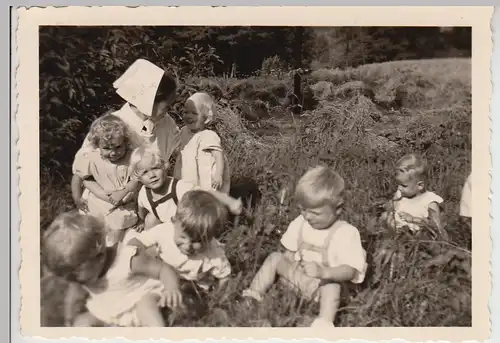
[122,192,134,203]
[135,222,145,233]
[212,174,223,190]
[108,189,128,205]
[229,197,243,215]
[301,261,324,279]
[398,211,415,223]
[75,198,89,213]
[162,284,183,309]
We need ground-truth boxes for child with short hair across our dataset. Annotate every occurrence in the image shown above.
[131,147,241,231]
[173,92,231,194]
[242,166,367,328]
[381,153,444,234]
[130,190,232,290]
[41,211,183,327]
[71,114,141,246]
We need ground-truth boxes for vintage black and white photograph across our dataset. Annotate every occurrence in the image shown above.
[16,6,492,340]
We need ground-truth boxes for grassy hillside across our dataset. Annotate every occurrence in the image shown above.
[41,58,472,327]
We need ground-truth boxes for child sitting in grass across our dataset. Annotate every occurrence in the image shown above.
[131,147,241,231]
[42,211,183,327]
[380,153,445,236]
[241,165,367,328]
[129,190,232,291]
[172,92,231,194]
[71,114,141,246]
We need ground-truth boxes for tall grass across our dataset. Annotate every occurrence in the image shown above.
[40,58,471,327]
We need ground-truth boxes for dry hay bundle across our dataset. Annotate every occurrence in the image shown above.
[334,80,374,100]
[310,81,334,101]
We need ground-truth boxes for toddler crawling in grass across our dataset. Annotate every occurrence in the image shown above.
[242,165,367,327]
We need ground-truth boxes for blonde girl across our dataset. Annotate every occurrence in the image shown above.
[71,114,140,246]
[173,92,231,194]
[381,153,444,234]
[41,211,183,327]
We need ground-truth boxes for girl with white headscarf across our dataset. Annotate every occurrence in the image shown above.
[71,59,181,225]
[174,92,231,194]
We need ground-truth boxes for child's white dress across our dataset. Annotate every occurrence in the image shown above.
[180,129,231,194]
[133,221,231,289]
[83,244,166,327]
[392,190,444,232]
[73,150,138,240]
[279,216,367,301]
[460,173,472,218]
[137,177,196,224]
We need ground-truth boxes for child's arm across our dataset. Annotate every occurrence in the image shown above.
[71,175,88,212]
[428,202,443,229]
[129,248,183,309]
[209,150,225,190]
[206,190,243,216]
[63,282,89,327]
[399,202,443,231]
[138,204,147,222]
[108,179,142,205]
[81,179,111,203]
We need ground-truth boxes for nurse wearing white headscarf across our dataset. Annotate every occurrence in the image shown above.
[76,58,181,160]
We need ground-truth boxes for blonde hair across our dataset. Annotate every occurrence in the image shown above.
[130,146,167,179]
[41,212,106,280]
[395,153,428,181]
[88,114,129,149]
[295,165,345,208]
[174,190,228,247]
[186,92,217,124]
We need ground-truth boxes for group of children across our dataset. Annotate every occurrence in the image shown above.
[41,58,473,328]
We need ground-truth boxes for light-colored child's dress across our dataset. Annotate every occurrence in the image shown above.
[137,177,196,224]
[73,150,138,241]
[392,190,444,232]
[135,221,231,290]
[180,129,231,194]
[279,216,367,301]
[172,126,195,180]
[82,243,166,327]
[460,173,472,218]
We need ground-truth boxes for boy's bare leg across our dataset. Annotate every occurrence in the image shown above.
[317,283,341,324]
[244,252,291,299]
[135,294,165,327]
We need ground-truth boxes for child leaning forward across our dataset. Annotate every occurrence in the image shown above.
[130,190,232,291]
